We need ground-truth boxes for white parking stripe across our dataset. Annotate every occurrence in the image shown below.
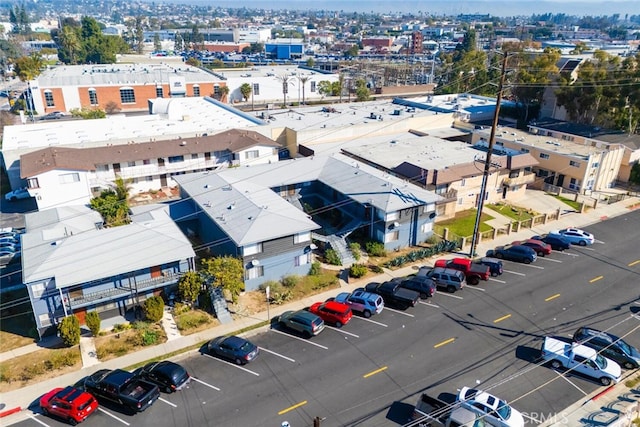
[270,328,329,349]
[327,326,360,337]
[538,257,562,263]
[595,240,605,244]
[467,286,486,292]
[489,278,506,283]
[503,269,526,276]
[159,397,177,408]
[202,353,260,376]
[436,291,464,299]
[558,251,579,257]
[555,371,588,395]
[352,316,388,327]
[384,307,415,317]
[191,376,221,391]
[580,246,596,251]
[98,408,131,426]
[521,263,545,269]
[27,414,50,427]
[259,346,296,363]
[419,301,440,308]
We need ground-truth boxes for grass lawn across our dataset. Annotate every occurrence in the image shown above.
[549,194,582,211]
[486,203,536,221]
[433,209,494,238]
[0,346,82,392]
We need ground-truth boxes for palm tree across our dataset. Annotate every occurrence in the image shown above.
[297,75,310,105]
[338,73,345,103]
[240,83,252,102]
[276,74,293,107]
[218,85,230,103]
[59,25,81,65]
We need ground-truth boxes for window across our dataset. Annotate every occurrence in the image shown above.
[39,313,51,327]
[88,88,98,105]
[128,161,136,167]
[294,232,311,244]
[457,198,463,205]
[59,173,80,184]
[191,153,199,160]
[387,230,399,242]
[44,90,54,107]
[569,178,580,191]
[539,153,550,159]
[213,85,221,97]
[509,170,520,178]
[97,164,109,172]
[168,155,184,163]
[252,83,260,95]
[245,150,259,160]
[460,178,466,186]
[31,283,45,298]
[311,81,316,92]
[193,85,200,96]
[569,160,580,167]
[143,159,151,165]
[592,162,599,168]
[120,88,135,104]
[146,176,153,182]
[155,86,163,98]
[245,265,264,280]
[27,178,40,188]
[520,148,530,153]
[295,253,311,266]
[243,242,263,256]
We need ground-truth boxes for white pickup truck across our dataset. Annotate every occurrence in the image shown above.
[541,336,621,386]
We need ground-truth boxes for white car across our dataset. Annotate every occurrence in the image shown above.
[550,227,595,246]
[457,387,525,427]
[4,188,31,202]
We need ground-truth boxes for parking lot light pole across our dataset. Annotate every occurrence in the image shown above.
[469,54,509,258]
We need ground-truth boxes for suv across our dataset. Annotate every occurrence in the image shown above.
[333,291,384,318]
[308,300,353,327]
[278,310,325,337]
[133,361,191,393]
[417,267,466,293]
[573,327,640,369]
[40,386,99,425]
[398,276,436,299]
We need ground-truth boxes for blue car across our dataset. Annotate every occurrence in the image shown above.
[207,335,259,365]
[487,244,537,264]
[532,234,571,251]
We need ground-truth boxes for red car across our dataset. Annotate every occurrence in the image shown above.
[40,386,98,425]
[308,300,353,327]
[512,239,552,256]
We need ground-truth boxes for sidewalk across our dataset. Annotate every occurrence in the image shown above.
[1,193,638,424]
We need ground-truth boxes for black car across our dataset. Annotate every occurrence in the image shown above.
[474,257,503,277]
[207,335,259,365]
[398,276,436,299]
[532,234,571,251]
[487,244,537,264]
[133,361,190,393]
[573,327,640,370]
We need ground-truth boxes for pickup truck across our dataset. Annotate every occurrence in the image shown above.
[364,280,420,309]
[84,369,160,414]
[433,257,490,285]
[540,336,621,386]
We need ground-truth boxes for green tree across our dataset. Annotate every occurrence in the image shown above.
[306,57,315,67]
[142,296,165,322]
[14,53,43,81]
[185,57,201,67]
[201,256,244,303]
[317,80,334,97]
[58,25,82,64]
[135,17,145,54]
[178,271,203,308]
[218,85,230,102]
[277,74,294,106]
[89,189,129,227]
[153,33,162,52]
[630,163,640,185]
[240,83,252,101]
[85,311,101,336]
[355,78,370,101]
[58,315,81,347]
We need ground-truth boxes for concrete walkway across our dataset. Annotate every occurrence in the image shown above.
[1,191,639,424]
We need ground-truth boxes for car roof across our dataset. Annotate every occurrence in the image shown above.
[576,327,616,343]
[321,300,350,311]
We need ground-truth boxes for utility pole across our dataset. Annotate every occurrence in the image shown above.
[469,53,509,258]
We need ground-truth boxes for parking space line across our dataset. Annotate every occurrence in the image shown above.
[589,275,604,283]
[270,329,329,349]
[493,314,512,323]
[352,316,388,327]
[522,264,545,269]
[159,397,177,407]
[559,251,579,257]
[555,371,588,395]
[538,257,562,263]
[436,291,463,299]
[467,286,486,292]
[545,293,561,302]
[327,326,360,338]
[278,400,307,415]
[419,301,439,308]
[191,376,221,391]
[384,307,415,317]
[363,366,388,378]
[595,240,606,244]
[580,246,596,251]
[202,353,260,375]
[259,346,296,363]
[629,260,640,267]
[503,270,525,276]
[434,338,455,348]
[489,278,506,283]
[98,408,131,425]
[26,414,50,427]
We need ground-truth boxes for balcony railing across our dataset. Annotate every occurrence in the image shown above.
[433,188,458,203]
[502,173,535,188]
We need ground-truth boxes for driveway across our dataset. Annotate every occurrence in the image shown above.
[511,189,572,214]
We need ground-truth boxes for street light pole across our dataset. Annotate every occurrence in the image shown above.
[469,53,509,258]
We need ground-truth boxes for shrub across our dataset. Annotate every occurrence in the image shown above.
[85,311,101,336]
[142,296,165,322]
[45,350,79,370]
[325,249,342,266]
[58,315,80,347]
[365,242,386,257]
[175,310,213,331]
[263,282,292,305]
[142,330,159,346]
[370,265,384,274]
[172,302,191,316]
[348,242,362,260]
[308,261,321,276]
[259,280,280,293]
[20,364,46,381]
[349,264,368,278]
[112,323,131,332]
[281,275,301,288]
[425,235,440,245]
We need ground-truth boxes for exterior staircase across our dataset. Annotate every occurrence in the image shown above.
[209,287,233,324]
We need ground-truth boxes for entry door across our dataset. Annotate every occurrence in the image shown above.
[160,174,167,187]
[557,174,565,187]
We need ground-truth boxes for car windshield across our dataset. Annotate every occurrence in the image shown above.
[618,339,632,355]
[239,342,253,352]
[594,354,607,369]
[496,400,511,420]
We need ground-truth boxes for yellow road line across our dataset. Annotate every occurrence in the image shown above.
[629,260,640,267]
[434,338,455,348]
[589,275,603,283]
[278,400,308,415]
[493,314,512,323]
[545,293,561,302]
[363,366,388,378]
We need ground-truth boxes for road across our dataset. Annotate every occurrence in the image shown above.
[9,211,640,427]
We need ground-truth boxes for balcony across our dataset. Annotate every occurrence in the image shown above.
[502,173,535,188]
[433,188,458,203]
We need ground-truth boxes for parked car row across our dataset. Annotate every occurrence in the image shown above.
[0,228,23,266]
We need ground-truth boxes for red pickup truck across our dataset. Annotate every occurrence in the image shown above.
[433,258,490,285]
